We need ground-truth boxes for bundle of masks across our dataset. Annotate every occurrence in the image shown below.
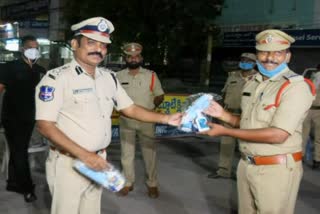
[179,93,222,133]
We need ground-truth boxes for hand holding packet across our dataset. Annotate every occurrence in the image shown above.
[73,160,125,192]
[179,93,222,132]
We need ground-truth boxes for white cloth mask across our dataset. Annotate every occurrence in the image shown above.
[24,48,40,60]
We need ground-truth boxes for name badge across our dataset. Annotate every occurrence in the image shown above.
[73,88,93,94]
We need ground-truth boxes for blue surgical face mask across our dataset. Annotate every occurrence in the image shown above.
[239,62,255,70]
[256,61,288,78]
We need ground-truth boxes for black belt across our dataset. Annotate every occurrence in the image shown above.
[50,146,106,158]
[310,106,320,110]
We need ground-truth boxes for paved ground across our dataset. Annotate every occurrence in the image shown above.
[0,135,320,214]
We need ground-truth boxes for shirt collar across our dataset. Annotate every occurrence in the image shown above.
[255,66,290,82]
[70,59,102,78]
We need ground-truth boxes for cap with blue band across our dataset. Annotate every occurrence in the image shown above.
[71,17,114,44]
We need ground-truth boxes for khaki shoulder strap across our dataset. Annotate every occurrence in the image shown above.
[110,72,118,89]
[264,78,316,110]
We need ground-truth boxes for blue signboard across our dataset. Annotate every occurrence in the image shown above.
[111,124,189,141]
[223,29,320,48]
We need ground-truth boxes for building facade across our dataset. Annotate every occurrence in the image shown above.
[0,0,71,68]
[215,0,320,73]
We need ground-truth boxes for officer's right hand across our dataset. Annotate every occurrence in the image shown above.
[80,152,109,171]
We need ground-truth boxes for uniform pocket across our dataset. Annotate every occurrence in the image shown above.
[72,93,100,116]
[257,105,276,124]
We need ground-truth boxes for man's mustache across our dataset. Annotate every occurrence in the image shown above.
[88,52,103,58]
[260,60,279,65]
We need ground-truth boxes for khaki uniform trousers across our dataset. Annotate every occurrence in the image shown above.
[302,109,320,161]
[237,156,303,214]
[119,117,157,187]
[217,134,237,177]
[46,149,105,214]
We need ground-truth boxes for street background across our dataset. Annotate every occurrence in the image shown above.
[0,135,319,214]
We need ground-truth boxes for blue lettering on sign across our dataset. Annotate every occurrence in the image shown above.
[158,98,184,114]
[223,29,320,47]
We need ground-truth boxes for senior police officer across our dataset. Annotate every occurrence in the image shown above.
[302,66,320,169]
[116,43,164,198]
[35,17,182,214]
[208,52,257,179]
[201,29,315,214]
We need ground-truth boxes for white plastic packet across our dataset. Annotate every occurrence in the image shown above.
[73,160,125,192]
[179,93,222,132]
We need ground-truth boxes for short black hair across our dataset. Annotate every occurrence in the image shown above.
[73,35,84,47]
[20,35,37,47]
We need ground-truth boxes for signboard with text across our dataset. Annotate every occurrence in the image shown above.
[223,29,320,48]
[0,0,48,20]
[111,94,190,140]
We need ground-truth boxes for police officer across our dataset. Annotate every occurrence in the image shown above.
[208,52,257,179]
[302,66,320,169]
[35,17,181,214]
[201,29,315,214]
[116,43,164,198]
[0,35,46,202]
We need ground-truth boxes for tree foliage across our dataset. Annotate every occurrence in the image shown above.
[64,0,223,71]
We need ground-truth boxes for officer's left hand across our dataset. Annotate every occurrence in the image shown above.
[198,122,226,137]
[203,101,224,119]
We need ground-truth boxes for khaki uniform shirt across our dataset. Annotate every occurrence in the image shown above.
[35,60,133,151]
[239,67,314,156]
[116,67,164,110]
[222,69,256,110]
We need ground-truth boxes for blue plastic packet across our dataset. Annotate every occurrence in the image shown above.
[73,160,125,192]
[179,93,221,132]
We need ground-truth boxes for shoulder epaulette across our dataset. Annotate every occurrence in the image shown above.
[99,67,118,89]
[283,74,304,82]
[264,76,316,110]
[47,65,70,80]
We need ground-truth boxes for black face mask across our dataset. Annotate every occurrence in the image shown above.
[126,61,143,69]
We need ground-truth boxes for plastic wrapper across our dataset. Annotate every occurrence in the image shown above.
[73,160,125,192]
[179,93,222,132]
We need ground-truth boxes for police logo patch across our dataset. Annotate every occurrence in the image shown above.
[98,20,108,32]
[266,34,273,43]
[39,85,55,102]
